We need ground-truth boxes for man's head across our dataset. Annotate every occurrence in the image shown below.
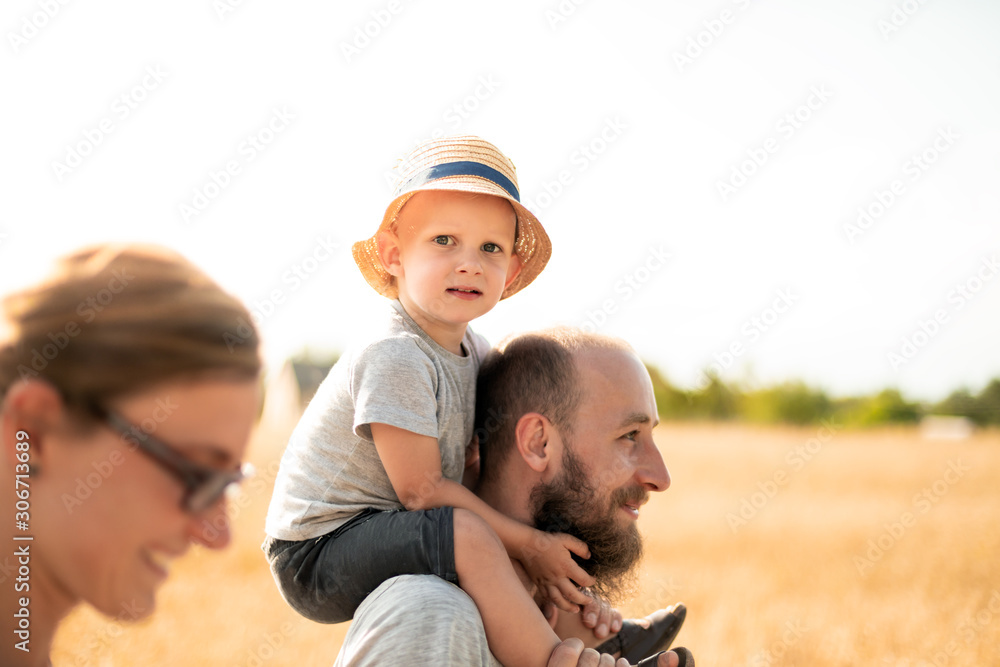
[474,328,670,600]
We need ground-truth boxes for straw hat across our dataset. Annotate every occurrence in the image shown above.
[352,135,551,300]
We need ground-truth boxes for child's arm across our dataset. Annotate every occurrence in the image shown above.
[549,592,623,645]
[372,422,596,612]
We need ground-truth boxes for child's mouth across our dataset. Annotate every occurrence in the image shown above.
[447,287,482,299]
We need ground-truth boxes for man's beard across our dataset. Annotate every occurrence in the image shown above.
[529,443,646,603]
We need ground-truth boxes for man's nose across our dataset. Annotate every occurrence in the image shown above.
[637,440,671,492]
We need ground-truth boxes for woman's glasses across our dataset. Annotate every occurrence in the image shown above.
[101,409,252,514]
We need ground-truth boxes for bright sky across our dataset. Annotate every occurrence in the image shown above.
[2,0,998,402]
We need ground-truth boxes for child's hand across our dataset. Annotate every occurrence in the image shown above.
[521,529,596,612]
[579,590,623,639]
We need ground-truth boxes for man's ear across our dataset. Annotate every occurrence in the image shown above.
[504,253,523,290]
[1,379,65,470]
[514,412,555,473]
[376,229,403,278]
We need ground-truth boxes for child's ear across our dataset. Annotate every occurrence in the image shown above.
[376,230,402,277]
[504,253,523,289]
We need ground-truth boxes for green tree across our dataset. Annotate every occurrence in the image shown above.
[741,382,832,425]
[645,365,691,420]
[846,388,920,426]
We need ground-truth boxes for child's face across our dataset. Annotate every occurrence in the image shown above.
[379,190,522,334]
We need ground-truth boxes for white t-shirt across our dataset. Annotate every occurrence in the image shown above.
[265,300,490,541]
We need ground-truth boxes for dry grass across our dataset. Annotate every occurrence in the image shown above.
[52,423,1000,666]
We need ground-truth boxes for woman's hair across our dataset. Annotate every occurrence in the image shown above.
[0,244,261,415]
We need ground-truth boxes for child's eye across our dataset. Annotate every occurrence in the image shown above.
[433,236,454,246]
[482,243,501,253]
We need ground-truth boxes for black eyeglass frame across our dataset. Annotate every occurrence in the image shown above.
[101,409,252,514]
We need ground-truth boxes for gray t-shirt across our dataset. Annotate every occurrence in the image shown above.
[334,575,502,667]
[265,300,490,541]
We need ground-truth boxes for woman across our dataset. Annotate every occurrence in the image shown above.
[0,244,261,666]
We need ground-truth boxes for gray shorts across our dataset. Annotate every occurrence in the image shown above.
[263,506,458,623]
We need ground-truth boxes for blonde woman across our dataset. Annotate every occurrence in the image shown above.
[0,245,261,667]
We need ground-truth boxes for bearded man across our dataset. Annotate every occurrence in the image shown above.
[335,328,692,667]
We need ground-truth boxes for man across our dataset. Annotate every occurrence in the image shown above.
[335,328,690,667]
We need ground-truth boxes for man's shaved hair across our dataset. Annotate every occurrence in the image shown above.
[474,327,634,486]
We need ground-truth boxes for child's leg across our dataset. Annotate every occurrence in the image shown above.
[452,508,562,667]
[553,608,609,649]
[265,508,462,624]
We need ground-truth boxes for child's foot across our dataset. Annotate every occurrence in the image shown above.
[596,604,686,662]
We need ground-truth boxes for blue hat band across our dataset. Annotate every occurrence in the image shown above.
[396,161,520,202]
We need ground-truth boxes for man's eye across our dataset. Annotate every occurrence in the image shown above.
[482,243,501,253]
[434,236,453,245]
[622,430,639,442]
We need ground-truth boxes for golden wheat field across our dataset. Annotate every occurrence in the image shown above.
[52,422,1000,666]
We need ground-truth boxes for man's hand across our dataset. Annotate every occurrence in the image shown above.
[546,639,681,667]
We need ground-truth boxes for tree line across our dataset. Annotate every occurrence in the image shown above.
[647,367,1000,427]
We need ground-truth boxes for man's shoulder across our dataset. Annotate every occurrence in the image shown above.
[336,575,500,667]
[360,574,476,616]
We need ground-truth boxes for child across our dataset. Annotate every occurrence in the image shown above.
[264,135,601,666]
